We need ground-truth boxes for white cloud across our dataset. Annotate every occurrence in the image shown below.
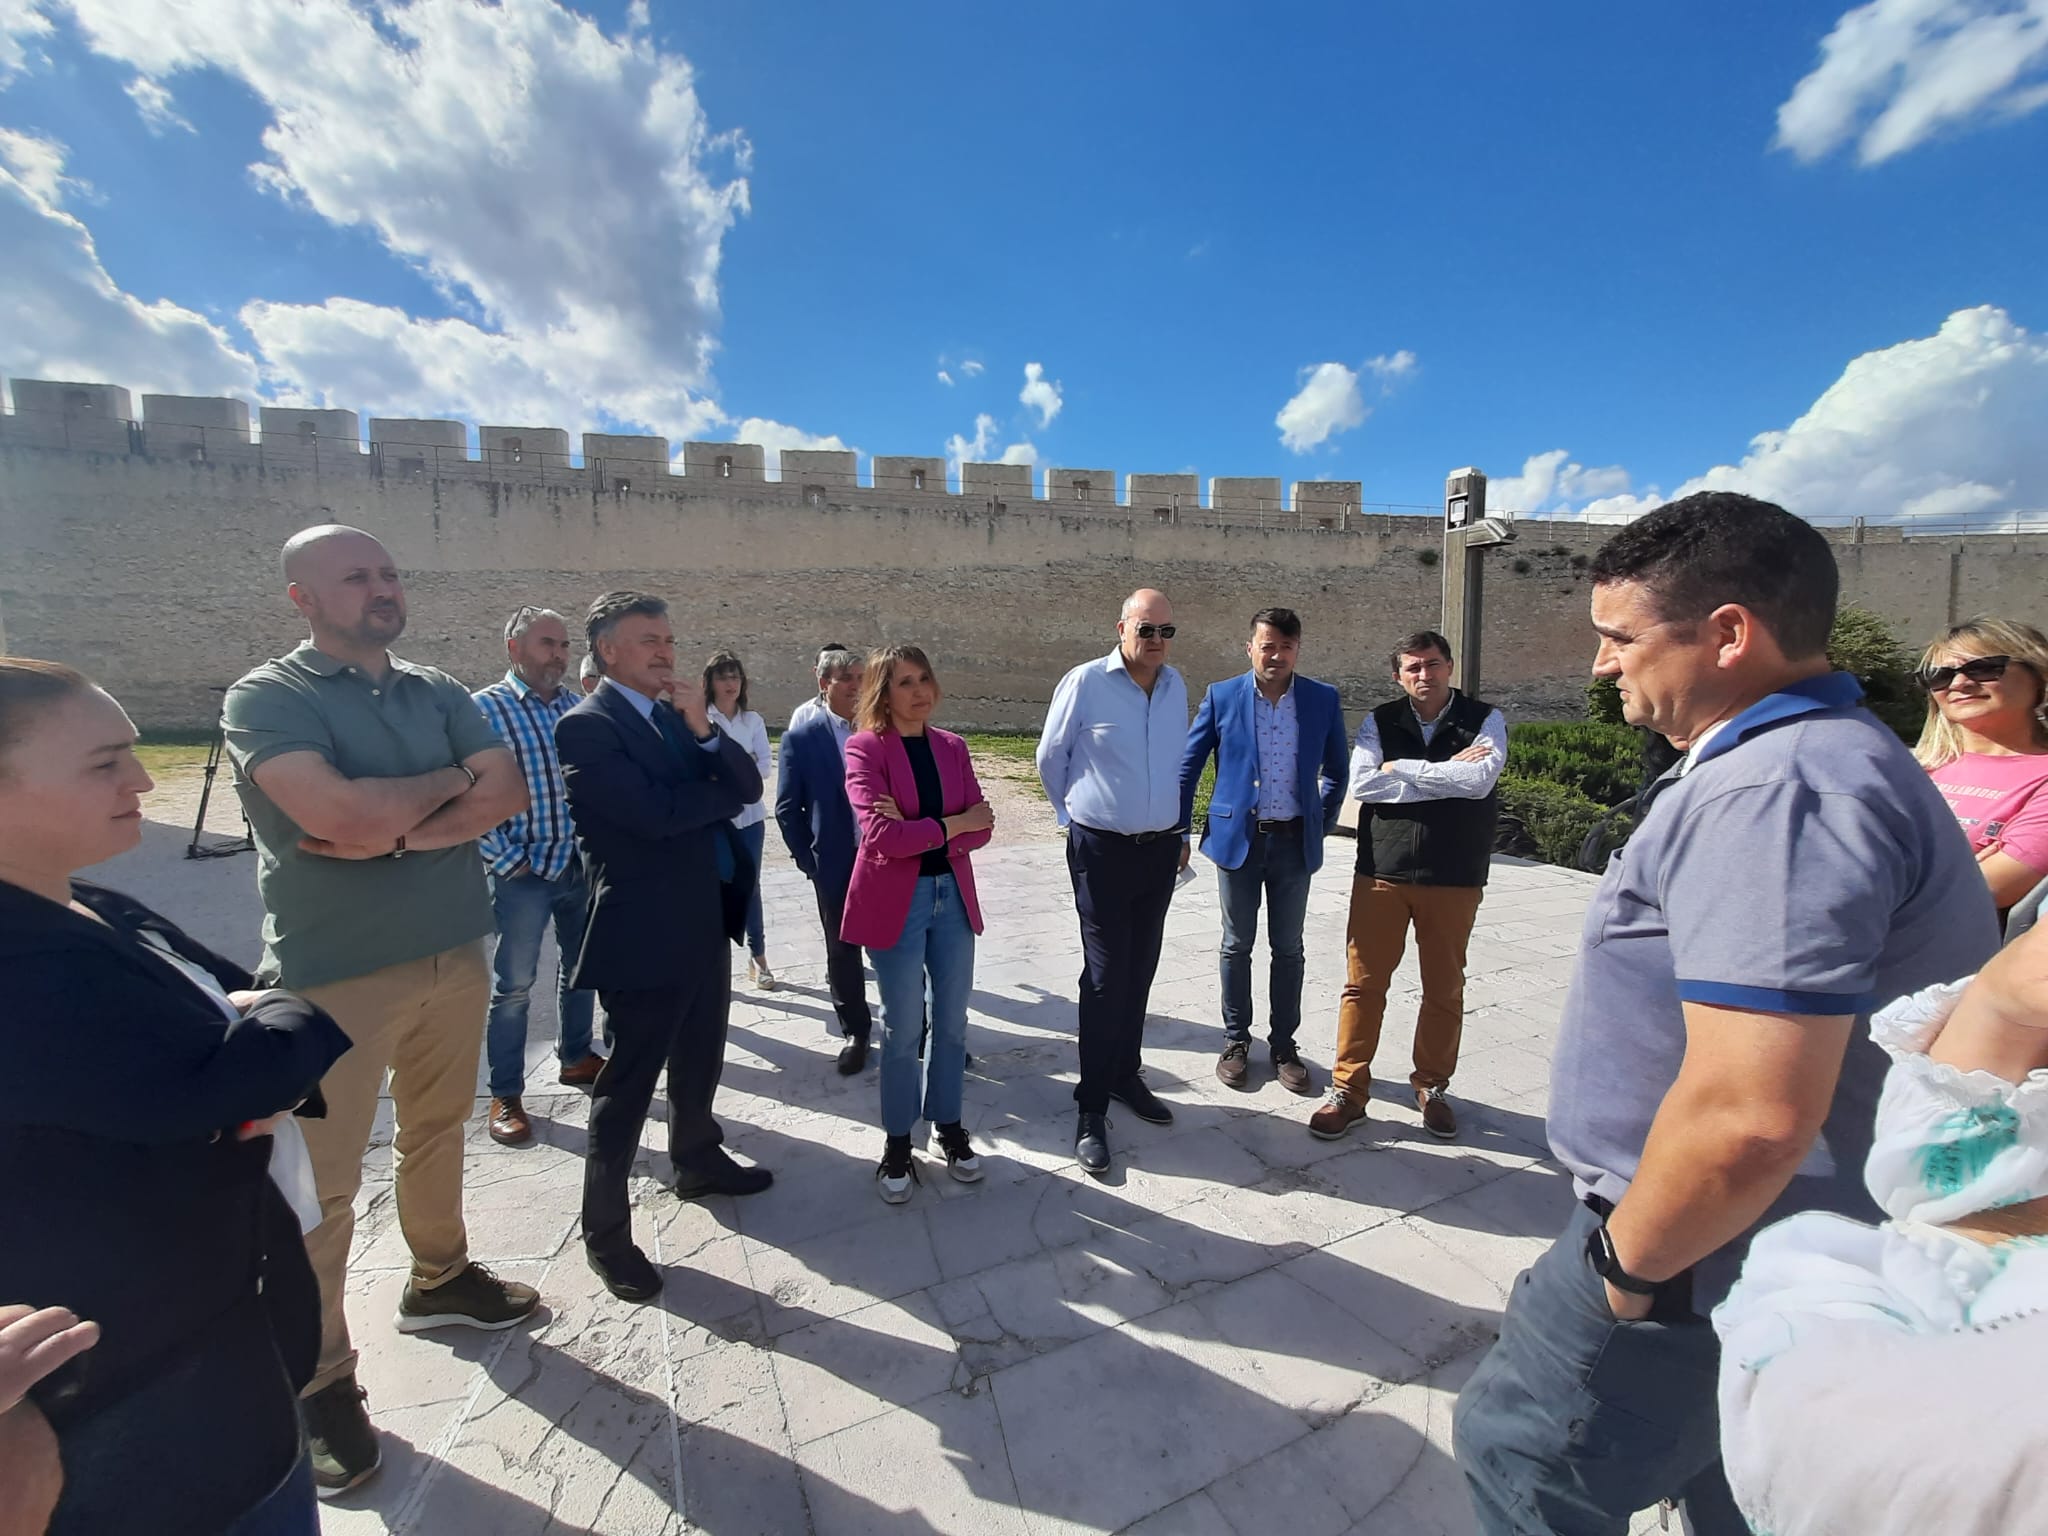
[937,368,953,386]
[960,358,984,378]
[1366,349,1417,382]
[1276,362,1366,454]
[999,441,1037,466]
[732,416,852,479]
[1500,306,2048,527]
[1019,360,1062,427]
[944,412,997,472]
[123,75,191,134]
[1776,0,2048,165]
[30,0,778,443]
[0,0,52,82]
[1,130,261,398]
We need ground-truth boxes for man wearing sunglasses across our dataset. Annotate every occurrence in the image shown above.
[1038,589,1191,1175]
[1452,493,1999,1536]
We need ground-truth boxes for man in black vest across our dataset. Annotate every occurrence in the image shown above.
[1308,629,1504,1143]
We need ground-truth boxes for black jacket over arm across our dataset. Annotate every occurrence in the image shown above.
[556,680,764,991]
[0,878,351,1536]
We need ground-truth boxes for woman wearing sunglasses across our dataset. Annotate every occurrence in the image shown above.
[1914,619,2048,915]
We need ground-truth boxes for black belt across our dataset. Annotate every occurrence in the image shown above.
[1073,823,1182,845]
[1253,817,1304,835]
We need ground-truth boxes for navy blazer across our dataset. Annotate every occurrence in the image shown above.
[1179,672,1350,874]
[774,708,858,893]
[555,679,763,992]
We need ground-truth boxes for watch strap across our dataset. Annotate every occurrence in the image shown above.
[1588,1223,1660,1295]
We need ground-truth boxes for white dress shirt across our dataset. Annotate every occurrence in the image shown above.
[710,706,772,827]
[1037,648,1190,834]
[1348,693,1507,804]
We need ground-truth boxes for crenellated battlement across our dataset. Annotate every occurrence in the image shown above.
[0,376,1382,522]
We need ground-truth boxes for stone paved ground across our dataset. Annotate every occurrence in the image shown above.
[97,794,1665,1536]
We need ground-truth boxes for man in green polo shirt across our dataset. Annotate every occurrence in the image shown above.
[222,524,537,1498]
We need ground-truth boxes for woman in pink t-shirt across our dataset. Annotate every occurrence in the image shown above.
[1914,617,2048,914]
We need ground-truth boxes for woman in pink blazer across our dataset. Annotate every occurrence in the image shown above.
[842,644,996,1202]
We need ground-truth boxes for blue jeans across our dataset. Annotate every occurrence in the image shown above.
[868,873,976,1137]
[485,866,596,1097]
[1216,822,1312,1049]
[738,819,767,958]
[225,1455,318,1535]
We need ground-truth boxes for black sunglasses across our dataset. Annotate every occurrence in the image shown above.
[1133,623,1178,640]
[1917,655,2010,692]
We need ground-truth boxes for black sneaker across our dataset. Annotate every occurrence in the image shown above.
[876,1133,920,1204]
[1075,1111,1111,1175]
[395,1261,540,1334]
[931,1121,984,1183]
[1109,1074,1173,1125]
[837,1034,869,1076]
[303,1374,381,1498]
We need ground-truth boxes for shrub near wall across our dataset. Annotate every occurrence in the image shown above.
[1496,720,1644,868]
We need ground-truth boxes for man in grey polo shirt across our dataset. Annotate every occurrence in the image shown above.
[223,524,538,1497]
[1452,494,1998,1535]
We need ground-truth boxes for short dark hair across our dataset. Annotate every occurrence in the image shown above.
[703,648,749,712]
[0,657,93,766]
[1388,630,1453,672]
[1588,492,1837,658]
[1250,607,1302,640]
[585,590,668,655]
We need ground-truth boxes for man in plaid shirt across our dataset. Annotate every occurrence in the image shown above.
[473,606,603,1144]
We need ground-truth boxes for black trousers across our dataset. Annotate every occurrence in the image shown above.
[814,877,873,1041]
[1067,824,1181,1114]
[584,967,730,1257]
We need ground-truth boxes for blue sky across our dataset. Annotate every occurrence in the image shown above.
[3,0,2045,522]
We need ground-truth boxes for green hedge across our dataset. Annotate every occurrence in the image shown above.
[1495,772,1633,870]
[1505,721,1642,807]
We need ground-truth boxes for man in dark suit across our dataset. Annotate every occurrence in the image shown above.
[1179,607,1350,1095]
[555,591,770,1302]
[774,645,873,1074]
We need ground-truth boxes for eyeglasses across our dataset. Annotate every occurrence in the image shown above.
[1917,655,2011,692]
[1132,623,1177,640]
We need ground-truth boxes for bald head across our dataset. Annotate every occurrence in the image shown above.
[280,524,407,655]
[1117,587,1175,679]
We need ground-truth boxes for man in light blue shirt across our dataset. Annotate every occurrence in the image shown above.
[1038,588,1191,1175]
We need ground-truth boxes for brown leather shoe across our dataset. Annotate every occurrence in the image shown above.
[1418,1086,1459,1140]
[1216,1041,1250,1089]
[1271,1047,1314,1096]
[558,1053,605,1088]
[488,1096,531,1146]
[1307,1088,1366,1140]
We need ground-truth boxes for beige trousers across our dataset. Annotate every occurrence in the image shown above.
[1332,877,1484,1098]
[297,940,490,1395]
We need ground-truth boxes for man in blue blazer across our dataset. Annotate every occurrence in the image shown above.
[774,645,874,1074]
[1179,607,1350,1094]
[556,591,767,1303]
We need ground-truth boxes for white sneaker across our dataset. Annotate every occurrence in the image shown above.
[932,1123,983,1183]
[751,957,776,991]
[876,1137,919,1203]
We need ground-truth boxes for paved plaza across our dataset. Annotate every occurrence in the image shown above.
[95,803,1647,1536]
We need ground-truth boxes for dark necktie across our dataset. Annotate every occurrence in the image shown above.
[652,701,692,757]
[654,703,736,882]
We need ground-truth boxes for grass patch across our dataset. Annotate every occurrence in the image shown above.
[134,736,212,775]
[962,732,1215,823]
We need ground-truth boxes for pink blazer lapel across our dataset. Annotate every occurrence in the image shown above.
[882,728,965,819]
[882,729,919,815]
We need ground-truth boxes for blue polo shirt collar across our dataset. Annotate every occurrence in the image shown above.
[1688,671,1864,771]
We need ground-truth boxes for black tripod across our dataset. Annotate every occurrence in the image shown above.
[186,692,254,860]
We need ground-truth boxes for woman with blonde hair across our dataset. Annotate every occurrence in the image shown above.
[839,645,995,1201]
[1914,618,2048,915]
[703,649,776,988]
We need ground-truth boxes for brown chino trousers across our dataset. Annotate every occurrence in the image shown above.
[296,940,490,1396]
[1332,877,1484,1099]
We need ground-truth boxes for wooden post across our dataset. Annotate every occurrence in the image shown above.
[1442,468,1489,695]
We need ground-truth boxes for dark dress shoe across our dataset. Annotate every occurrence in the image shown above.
[587,1244,661,1303]
[488,1096,531,1145]
[1271,1047,1315,1097]
[672,1153,774,1199]
[558,1053,605,1088]
[1109,1074,1173,1125]
[1075,1111,1111,1176]
[837,1035,869,1076]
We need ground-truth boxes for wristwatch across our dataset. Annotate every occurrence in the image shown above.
[1586,1221,1660,1296]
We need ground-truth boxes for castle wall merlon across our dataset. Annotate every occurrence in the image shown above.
[963,461,1033,501]
[479,426,572,470]
[682,441,765,481]
[776,448,858,489]
[257,407,361,465]
[368,418,468,458]
[871,455,946,495]
[142,395,251,434]
[1045,468,1117,506]
[1128,473,1199,519]
[5,378,133,451]
[1211,476,1282,514]
[1292,480,1363,527]
[583,434,671,484]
